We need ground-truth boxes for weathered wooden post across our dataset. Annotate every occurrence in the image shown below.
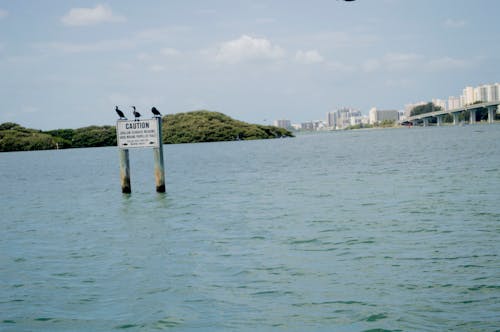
[119,148,131,193]
[153,116,165,192]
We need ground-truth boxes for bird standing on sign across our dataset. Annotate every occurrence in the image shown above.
[151,107,161,117]
[131,106,141,121]
[115,106,127,119]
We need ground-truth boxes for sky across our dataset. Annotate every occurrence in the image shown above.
[0,0,499,130]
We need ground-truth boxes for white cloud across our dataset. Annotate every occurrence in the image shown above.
[362,59,381,72]
[160,48,181,57]
[21,106,39,114]
[361,52,471,73]
[385,78,413,87]
[326,60,356,72]
[214,35,285,64]
[426,56,468,71]
[40,39,135,53]
[295,50,324,64]
[35,28,184,55]
[133,26,190,42]
[113,62,134,72]
[149,64,167,72]
[444,18,466,28]
[256,18,276,24]
[384,52,421,70]
[0,9,8,19]
[361,52,421,72]
[196,9,217,15]
[136,52,152,61]
[308,31,379,48]
[61,4,125,26]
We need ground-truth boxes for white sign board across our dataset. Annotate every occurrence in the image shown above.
[117,119,160,148]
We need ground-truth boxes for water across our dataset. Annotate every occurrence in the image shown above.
[1,125,499,331]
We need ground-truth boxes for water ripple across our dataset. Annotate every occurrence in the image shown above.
[2,127,500,331]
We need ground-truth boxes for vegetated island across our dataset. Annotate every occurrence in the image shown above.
[0,110,293,152]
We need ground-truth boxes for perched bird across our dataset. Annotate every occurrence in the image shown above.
[131,106,141,121]
[151,106,161,117]
[115,106,127,119]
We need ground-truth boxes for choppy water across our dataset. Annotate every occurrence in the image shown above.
[1,125,499,331]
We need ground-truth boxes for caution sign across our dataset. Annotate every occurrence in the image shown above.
[117,119,160,148]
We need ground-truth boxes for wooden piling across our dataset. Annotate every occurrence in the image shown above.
[153,117,166,193]
[119,148,131,193]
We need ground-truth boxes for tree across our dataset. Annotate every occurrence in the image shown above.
[410,102,443,116]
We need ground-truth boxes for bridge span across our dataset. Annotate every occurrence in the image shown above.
[406,101,500,126]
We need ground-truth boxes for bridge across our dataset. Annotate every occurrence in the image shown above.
[406,101,500,126]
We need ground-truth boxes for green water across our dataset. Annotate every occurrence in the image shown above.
[1,125,499,331]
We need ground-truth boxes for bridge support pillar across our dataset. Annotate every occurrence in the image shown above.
[436,115,443,126]
[422,118,429,127]
[452,112,460,125]
[470,109,477,124]
[487,106,496,123]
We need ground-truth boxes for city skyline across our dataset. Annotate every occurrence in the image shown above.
[1,1,499,130]
[275,81,500,129]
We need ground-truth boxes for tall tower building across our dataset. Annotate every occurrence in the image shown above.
[474,85,488,103]
[327,112,337,128]
[274,119,291,129]
[487,83,500,102]
[462,86,475,105]
[448,96,461,109]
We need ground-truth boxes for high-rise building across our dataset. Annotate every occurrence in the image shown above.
[327,108,361,129]
[301,122,314,130]
[273,119,291,129]
[462,86,475,105]
[448,96,461,110]
[459,83,500,105]
[333,108,361,129]
[327,112,337,128]
[486,83,500,102]
[369,108,399,124]
[474,85,488,103]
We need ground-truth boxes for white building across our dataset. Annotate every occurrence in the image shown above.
[300,120,326,131]
[462,86,475,105]
[327,112,337,128]
[404,83,500,120]
[301,122,314,130]
[432,98,447,111]
[448,96,461,110]
[474,85,488,103]
[459,83,500,106]
[274,119,291,129]
[487,84,499,102]
[369,108,399,124]
[350,115,365,126]
[327,108,362,129]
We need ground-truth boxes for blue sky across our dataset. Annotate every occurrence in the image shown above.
[0,0,499,130]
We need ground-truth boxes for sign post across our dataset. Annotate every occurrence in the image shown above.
[153,117,166,193]
[116,118,165,193]
[119,149,131,193]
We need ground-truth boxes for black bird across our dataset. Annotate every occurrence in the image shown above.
[131,106,141,121]
[151,106,161,117]
[115,106,126,119]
